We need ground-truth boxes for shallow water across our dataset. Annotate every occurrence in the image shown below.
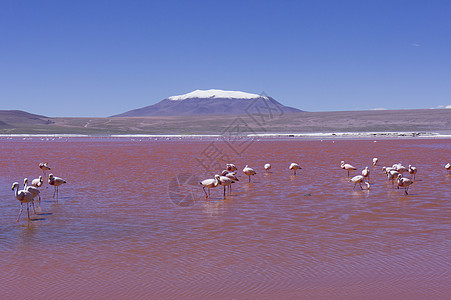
[0,137,450,299]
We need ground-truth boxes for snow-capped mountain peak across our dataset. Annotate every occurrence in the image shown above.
[111,89,302,117]
[167,89,267,101]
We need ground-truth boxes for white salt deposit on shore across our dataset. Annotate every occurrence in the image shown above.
[1,132,451,139]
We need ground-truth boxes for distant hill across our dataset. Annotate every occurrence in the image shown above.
[111,89,302,117]
[0,110,53,127]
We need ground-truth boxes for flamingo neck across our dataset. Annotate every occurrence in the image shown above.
[13,185,21,198]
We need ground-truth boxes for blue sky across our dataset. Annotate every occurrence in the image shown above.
[1,0,450,117]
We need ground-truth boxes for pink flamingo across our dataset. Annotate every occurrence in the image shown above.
[48,174,67,199]
[200,175,220,198]
[243,165,256,183]
[341,161,356,177]
[11,182,35,221]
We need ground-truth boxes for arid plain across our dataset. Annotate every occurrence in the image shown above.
[1,108,450,135]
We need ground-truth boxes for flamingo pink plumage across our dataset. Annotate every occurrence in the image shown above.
[341,161,356,177]
[200,175,220,198]
[243,165,256,183]
[48,174,66,199]
[11,182,35,221]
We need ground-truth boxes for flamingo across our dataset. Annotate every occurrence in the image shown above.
[408,165,417,181]
[382,166,394,174]
[221,170,239,193]
[393,163,407,173]
[222,171,239,182]
[48,174,66,199]
[373,157,378,166]
[243,165,256,183]
[349,175,370,190]
[397,174,413,195]
[289,163,301,175]
[31,176,43,188]
[11,182,35,221]
[264,163,271,171]
[39,162,51,176]
[24,178,42,204]
[387,170,400,188]
[199,175,220,198]
[362,166,370,182]
[226,164,237,172]
[218,175,235,197]
[445,163,450,174]
[341,161,357,177]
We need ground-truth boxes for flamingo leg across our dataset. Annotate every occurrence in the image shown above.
[31,201,36,214]
[26,203,30,220]
[17,203,24,222]
[202,187,208,198]
[223,186,226,197]
[55,186,59,201]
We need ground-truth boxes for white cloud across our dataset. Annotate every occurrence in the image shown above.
[446,105,451,109]
[372,107,387,110]
[412,43,421,47]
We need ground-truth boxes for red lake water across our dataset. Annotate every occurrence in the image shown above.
[0,137,450,299]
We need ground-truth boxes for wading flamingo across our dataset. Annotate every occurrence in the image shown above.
[382,166,396,174]
[218,175,235,197]
[31,176,43,188]
[373,157,378,166]
[48,174,66,199]
[11,182,35,221]
[341,161,356,177]
[264,164,271,171]
[393,163,407,173]
[24,178,41,204]
[408,164,417,181]
[387,170,400,188]
[445,163,450,174]
[243,165,256,183]
[349,175,370,190]
[289,163,301,175]
[39,162,51,176]
[221,170,239,193]
[226,164,237,172]
[362,166,370,182]
[200,175,220,198]
[397,174,413,195]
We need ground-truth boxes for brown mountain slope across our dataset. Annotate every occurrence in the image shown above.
[0,110,53,126]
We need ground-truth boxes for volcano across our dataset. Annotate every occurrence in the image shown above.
[111,89,302,117]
